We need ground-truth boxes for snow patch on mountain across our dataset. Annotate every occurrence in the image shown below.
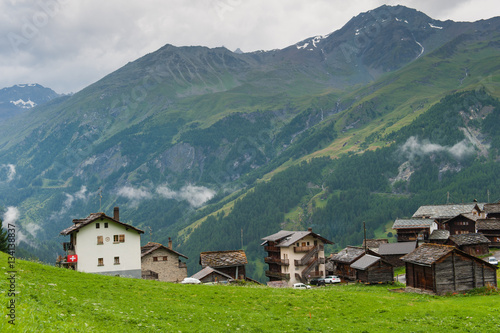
[10,98,36,108]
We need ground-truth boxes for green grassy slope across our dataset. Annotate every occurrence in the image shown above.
[1,252,500,332]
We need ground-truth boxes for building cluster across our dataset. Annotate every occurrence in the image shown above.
[58,202,499,294]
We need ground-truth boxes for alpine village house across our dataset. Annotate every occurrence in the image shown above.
[60,207,144,278]
[261,228,333,287]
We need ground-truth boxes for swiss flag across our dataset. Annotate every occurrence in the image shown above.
[67,254,78,263]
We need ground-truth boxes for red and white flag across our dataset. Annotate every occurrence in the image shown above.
[67,254,78,263]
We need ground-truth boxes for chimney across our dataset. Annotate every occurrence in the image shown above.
[308,227,312,232]
[168,237,172,249]
[113,207,119,221]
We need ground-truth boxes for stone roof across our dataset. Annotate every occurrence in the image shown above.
[401,243,455,267]
[429,230,450,241]
[362,239,389,249]
[350,254,381,270]
[199,250,248,268]
[484,203,500,214]
[261,229,333,247]
[476,219,500,230]
[392,219,436,229]
[378,241,417,255]
[412,203,484,219]
[60,212,144,235]
[190,266,233,281]
[448,233,490,246]
[330,246,365,264]
[141,242,188,259]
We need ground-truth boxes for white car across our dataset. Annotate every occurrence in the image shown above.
[488,257,498,266]
[293,283,311,289]
[181,277,201,284]
[324,275,341,284]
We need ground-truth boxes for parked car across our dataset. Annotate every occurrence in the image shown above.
[181,277,201,284]
[488,256,498,266]
[309,278,326,286]
[324,275,341,284]
[293,283,311,289]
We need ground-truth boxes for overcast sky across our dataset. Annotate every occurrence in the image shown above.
[1,0,499,94]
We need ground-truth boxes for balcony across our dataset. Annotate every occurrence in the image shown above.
[264,245,280,253]
[307,271,324,278]
[142,270,159,280]
[63,242,74,252]
[265,270,290,280]
[264,257,289,266]
[294,244,323,253]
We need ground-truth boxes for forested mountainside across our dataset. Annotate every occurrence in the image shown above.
[0,5,499,282]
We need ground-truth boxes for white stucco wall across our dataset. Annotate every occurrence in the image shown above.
[73,218,142,277]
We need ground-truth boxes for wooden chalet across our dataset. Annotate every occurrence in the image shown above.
[446,233,490,256]
[401,243,497,295]
[412,203,485,227]
[350,254,394,284]
[476,219,500,247]
[429,230,450,244]
[484,202,500,219]
[199,250,247,280]
[392,219,437,242]
[329,246,365,281]
[377,241,417,267]
[441,213,479,235]
[191,266,234,283]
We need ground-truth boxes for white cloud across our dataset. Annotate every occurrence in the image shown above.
[0,164,16,182]
[2,206,28,244]
[49,185,89,219]
[157,184,215,207]
[117,186,153,201]
[399,136,476,160]
[0,1,498,93]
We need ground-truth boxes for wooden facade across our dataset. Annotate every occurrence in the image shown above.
[351,254,394,284]
[402,243,497,295]
[392,219,437,243]
[199,250,248,280]
[476,219,500,247]
[330,246,365,281]
[440,214,477,235]
[446,233,490,256]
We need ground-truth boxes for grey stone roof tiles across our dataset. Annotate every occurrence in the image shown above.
[448,233,490,246]
[378,242,417,255]
[392,219,435,229]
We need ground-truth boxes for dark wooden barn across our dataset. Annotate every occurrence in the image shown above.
[191,266,234,283]
[441,214,478,235]
[401,243,497,295]
[350,254,394,284]
[199,250,248,280]
[476,219,500,247]
[329,246,365,281]
[446,233,490,256]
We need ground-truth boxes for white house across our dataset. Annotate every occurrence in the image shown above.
[60,207,144,278]
[261,228,333,287]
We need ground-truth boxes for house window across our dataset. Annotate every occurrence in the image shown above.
[307,242,310,246]
[97,236,103,245]
[153,257,158,262]
[114,257,120,265]
[296,243,299,247]
[114,234,125,243]
[163,256,168,261]
[96,223,100,229]
[98,258,104,266]
[104,222,109,228]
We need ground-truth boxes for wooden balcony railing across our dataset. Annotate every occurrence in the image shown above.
[264,257,289,266]
[307,271,324,278]
[264,245,280,252]
[265,270,290,280]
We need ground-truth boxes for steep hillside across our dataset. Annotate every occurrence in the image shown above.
[0,5,499,278]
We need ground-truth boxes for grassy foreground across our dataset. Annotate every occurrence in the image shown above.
[1,252,500,332]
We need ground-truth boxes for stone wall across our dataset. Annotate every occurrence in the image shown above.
[141,248,187,282]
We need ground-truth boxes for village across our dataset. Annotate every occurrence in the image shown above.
[57,202,500,295]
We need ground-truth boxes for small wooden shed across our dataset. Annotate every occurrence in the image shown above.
[191,266,234,283]
[446,233,490,256]
[350,254,394,284]
[401,243,497,295]
[329,246,365,281]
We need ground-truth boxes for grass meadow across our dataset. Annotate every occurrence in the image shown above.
[1,251,500,332]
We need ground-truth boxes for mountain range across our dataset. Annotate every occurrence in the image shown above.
[0,83,60,121]
[1,5,500,281]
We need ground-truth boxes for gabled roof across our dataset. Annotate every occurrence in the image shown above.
[330,246,365,264]
[60,212,144,235]
[442,213,480,224]
[362,239,388,249]
[261,229,333,247]
[448,233,490,246]
[141,242,188,259]
[429,230,450,241]
[476,219,500,230]
[378,241,417,255]
[401,243,456,266]
[350,254,383,270]
[191,266,233,281]
[392,219,436,229]
[199,250,247,268]
[484,203,500,214]
[412,203,484,219]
